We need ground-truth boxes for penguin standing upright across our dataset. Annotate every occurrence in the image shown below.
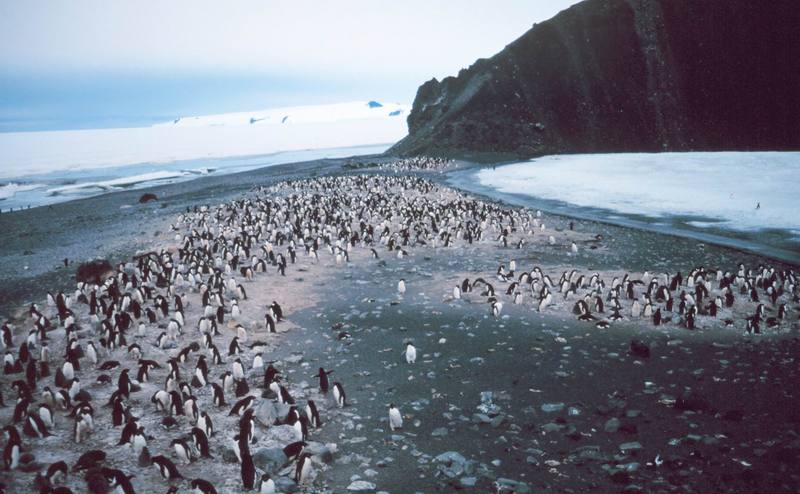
[294,452,313,484]
[241,449,256,490]
[314,367,332,393]
[397,279,406,295]
[388,404,403,431]
[404,342,416,364]
[332,382,346,408]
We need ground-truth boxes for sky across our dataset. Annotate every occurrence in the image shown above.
[0,0,580,132]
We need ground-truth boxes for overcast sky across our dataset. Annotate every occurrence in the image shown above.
[0,0,580,130]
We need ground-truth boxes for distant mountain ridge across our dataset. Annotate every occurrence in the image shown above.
[389,0,800,159]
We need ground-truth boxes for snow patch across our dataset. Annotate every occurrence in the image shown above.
[477,152,800,233]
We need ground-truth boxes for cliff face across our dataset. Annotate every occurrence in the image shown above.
[390,0,800,159]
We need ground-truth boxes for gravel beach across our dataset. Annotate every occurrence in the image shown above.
[1,156,798,494]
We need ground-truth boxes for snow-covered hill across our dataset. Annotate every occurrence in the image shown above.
[0,101,410,179]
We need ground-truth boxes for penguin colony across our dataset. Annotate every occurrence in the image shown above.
[378,156,455,172]
[461,262,797,334]
[0,162,798,492]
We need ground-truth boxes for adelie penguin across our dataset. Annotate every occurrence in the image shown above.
[241,449,256,490]
[229,395,256,416]
[305,400,322,428]
[197,411,214,438]
[313,367,332,393]
[258,473,275,494]
[191,478,218,494]
[332,381,346,408]
[294,452,313,485]
[171,438,195,464]
[404,342,417,364]
[388,403,403,431]
[151,455,184,480]
[191,427,213,458]
[3,425,21,469]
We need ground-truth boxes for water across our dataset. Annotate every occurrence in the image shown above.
[0,144,389,211]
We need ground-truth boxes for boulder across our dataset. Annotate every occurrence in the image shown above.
[76,259,113,284]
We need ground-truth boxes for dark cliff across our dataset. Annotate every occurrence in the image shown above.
[389,0,800,159]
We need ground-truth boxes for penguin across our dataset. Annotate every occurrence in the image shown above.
[314,367,332,393]
[73,449,107,471]
[106,468,137,494]
[388,403,403,431]
[38,403,55,428]
[332,382,346,408]
[24,413,52,438]
[151,455,184,480]
[211,383,226,407]
[118,420,138,446]
[151,390,170,412]
[46,460,68,483]
[397,279,406,294]
[264,313,276,333]
[453,285,461,300]
[653,308,662,326]
[294,398,316,428]
[404,342,417,364]
[221,371,234,392]
[191,427,213,458]
[232,358,245,381]
[278,385,295,405]
[252,352,264,371]
[294,414,310,441]
[2,427,21,469]
[191,478,218,494]
[294,452,313,484]
[241,449,256,490]
[228,337,241,356]
[171,438,195,464]
[270,301,283,322]
[86,342,98,366]
[229,395,256,416]
[258,473,275,494]
[197,411,214,438]
[192,356,209,388]
[282,440,307,463]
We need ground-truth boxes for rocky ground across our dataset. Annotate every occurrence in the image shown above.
[0,160,798,494]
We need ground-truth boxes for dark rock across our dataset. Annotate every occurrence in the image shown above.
[139,193,158,203]
[722,409,744,421]
[610,470,632,484]
[76,259,113,284]
[674,390,712,412]
[629,339,650,358]
[390,0,800,159]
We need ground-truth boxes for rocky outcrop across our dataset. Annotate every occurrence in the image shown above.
[389,0,800,159]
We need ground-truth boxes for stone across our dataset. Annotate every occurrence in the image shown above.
[674,390,712,412]
[619,442,643,452]
[76,259,113,284]
[431,427,449,437]
[252,447,287,473]
[347,480,377,491]
[541,403,565,413]
[495,478,530,493]
[460,477,478,487]
[138,193,158,203]
[221,447,239,463]
[629,339,650,358]
[604,418,621,433]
